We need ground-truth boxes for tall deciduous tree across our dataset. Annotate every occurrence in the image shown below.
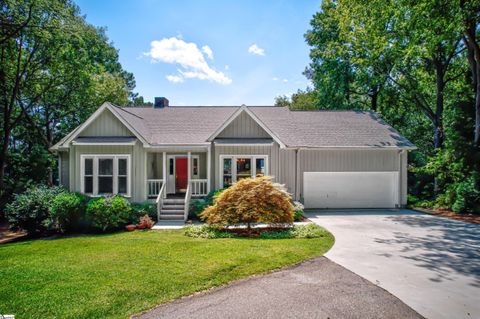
[0,0,135,200]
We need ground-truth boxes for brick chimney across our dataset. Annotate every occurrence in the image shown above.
[154,97,169,108]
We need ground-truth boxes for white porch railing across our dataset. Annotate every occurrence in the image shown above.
[184,183,192,221]
[190,179,208,197]
[156,182,166,221]
[147,179,164,198]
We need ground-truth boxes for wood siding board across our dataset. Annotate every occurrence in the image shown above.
[79,108,133,137]
[217,110,271,139]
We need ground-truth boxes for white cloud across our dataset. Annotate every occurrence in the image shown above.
[166,74,184,83]
[225,65,229,70]
[248,43,265,56]
[272,77,288,83]
[145,37,231,85]
[202,45,213,60]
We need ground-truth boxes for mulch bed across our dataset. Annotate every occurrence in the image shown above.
[414,207,480,224]
[0,221,27,244]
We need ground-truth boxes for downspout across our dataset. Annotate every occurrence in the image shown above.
[295,148,299,201]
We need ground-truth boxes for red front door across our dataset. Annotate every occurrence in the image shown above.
[175,158,188,193]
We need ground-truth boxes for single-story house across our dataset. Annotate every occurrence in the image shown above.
[51,97,415,220]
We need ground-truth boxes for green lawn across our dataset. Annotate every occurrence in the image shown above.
[0,229,333,319]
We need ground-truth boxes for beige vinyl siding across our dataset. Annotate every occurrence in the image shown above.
[297,149,403,202]
[217,110,271,139]
[80,108,133,137]
[69,142,146,202]
[59,151,69,188]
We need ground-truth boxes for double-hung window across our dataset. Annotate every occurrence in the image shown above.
[81,155,130,196]
[220,155,268,188]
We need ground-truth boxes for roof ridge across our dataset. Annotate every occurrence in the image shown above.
[115,106,144,119]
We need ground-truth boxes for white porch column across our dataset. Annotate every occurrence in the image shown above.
[207,144,211,192]
[162,152,166,193]
[187,152,192,183]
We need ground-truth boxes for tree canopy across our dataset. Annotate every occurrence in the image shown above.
[280,0,480,212]
[0,0,149,207]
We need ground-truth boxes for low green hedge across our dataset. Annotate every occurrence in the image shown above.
[5,185,156,235]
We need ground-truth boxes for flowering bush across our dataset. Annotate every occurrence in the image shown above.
[137,215,155,229]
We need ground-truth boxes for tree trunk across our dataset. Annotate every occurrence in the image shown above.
[474,63,480,148]
[369,86,379,112]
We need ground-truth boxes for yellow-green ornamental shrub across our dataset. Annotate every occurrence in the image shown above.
[200,176,294,228]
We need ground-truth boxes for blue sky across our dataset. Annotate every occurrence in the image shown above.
[75,0,320,105]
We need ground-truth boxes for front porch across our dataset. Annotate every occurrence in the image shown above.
[145,148,211,221]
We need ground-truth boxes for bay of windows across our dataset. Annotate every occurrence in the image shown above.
[220,155,268,188]
[81,155,130,196]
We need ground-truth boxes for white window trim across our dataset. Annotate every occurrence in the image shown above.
[219,155,269,188]
[80,154,131,197]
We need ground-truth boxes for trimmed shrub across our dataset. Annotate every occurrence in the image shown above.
[200,176,294,228]
[86,195,131,231]
[293,201,304,221]
[5,185,65,234]
[183,225,236,239]
[47,192,89,233]
[130,202,157,223]
[259,224,328,239]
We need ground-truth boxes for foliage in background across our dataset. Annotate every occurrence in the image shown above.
[0,0,150,211]
[282,0,480,213]
[189,188,226,219]
[86,196,131,232]
[130,202,157,223]
[201,176,295,228]
[4,186,64,234]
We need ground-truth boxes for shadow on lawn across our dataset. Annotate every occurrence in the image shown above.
[375,214,480,288]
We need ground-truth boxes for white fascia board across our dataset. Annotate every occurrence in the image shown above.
[61,102,150,149]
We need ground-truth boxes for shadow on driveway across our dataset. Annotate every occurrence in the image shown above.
[377,214,480,288]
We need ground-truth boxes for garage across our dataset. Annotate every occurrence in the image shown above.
[303,171,399,209]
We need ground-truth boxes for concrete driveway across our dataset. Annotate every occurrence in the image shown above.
[307,209,480,319]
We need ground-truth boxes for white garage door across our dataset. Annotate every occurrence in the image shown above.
[303,172,399,209]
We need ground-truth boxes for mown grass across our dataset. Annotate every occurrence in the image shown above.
[0,229,333,319]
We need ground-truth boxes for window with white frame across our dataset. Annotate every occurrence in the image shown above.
[220,155,268,188]
[81,155,130,196]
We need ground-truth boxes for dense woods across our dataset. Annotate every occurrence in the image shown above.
[0,0,142,208]
[277,0,480,213]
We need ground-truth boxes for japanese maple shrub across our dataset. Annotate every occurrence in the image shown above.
[200,176,294,229]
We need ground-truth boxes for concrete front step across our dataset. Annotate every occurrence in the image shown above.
[163,199,185,204]
[160,209,184,214]
[162,205,185,210]
[159,214,185,220]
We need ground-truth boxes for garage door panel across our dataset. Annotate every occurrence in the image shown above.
[303,172,398,209]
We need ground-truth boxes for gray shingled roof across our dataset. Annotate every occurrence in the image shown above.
[113,105,414,149]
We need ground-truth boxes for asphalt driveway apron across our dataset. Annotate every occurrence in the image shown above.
[136,257,421,319]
